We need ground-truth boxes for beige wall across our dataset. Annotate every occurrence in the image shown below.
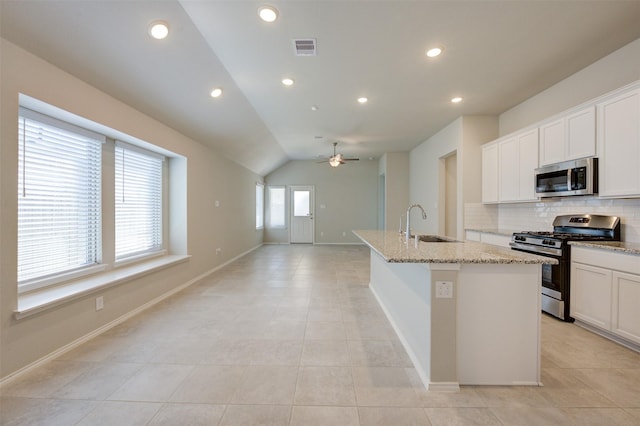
[409,116,498,236]
[495,37,640,241]
[0,39,263,379]
[264,160,379,244]
[499,38,640,135]
[379,152,409,232]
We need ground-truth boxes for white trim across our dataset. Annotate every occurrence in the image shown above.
[314,242,366,246]
[18,264,108,294]
[113,249,168,268]
[427,382,461,392]
[1,243,263,386]
[574,320,640,353]
[15,255,191,319]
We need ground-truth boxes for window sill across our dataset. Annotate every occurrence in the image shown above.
[15,255,191,320]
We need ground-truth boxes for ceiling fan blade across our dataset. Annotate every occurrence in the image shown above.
[342,158,359,161]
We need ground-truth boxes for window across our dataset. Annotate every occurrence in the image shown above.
[267,186,286,228]
[16,99,177,296]
[115,142,165,260]
[256,183,264,229]
[17,108,103,290]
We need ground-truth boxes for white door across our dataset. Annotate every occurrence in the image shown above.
[290,186,314,243]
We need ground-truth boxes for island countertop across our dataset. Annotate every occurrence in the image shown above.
[353,230,557,264]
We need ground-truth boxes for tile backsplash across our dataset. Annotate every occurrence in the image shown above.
[465,198,640,243]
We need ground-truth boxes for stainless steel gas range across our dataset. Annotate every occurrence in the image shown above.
[510,214,620,321]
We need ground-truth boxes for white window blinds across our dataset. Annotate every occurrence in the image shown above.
[267,186,285,228]
[115,142,164,260]
[17,108,103,285]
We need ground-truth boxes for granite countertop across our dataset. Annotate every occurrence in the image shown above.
[353,230,557,264]
[569,241,640,256]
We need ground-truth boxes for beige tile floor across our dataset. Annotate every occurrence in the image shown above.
[1,244,639,425]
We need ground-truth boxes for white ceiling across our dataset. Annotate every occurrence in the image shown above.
[2,1,640,175]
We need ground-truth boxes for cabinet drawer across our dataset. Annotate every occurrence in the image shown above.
[571,246,640,275]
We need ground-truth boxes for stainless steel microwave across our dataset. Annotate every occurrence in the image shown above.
[534,158,598,198]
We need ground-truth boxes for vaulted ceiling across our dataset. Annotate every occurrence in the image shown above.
[2,1,639,175]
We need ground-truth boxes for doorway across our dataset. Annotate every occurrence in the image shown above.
[439,151,458,238]
[378,174,386,230]
[290,186,315,243]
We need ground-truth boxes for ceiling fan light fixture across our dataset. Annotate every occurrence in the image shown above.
[258,5,279,22]
[329,157,341,167]
[148,20,169,40]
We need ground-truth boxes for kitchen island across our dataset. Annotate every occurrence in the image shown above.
[353,230,557,391]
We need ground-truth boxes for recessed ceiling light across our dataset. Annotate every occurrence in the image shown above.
[357,97,368,104]
[210,88,223,98]
[451,96,463,103]
[282,78,294,86]
[148,21,169,40]
[258,5,278,22]
[426,47,443,58]
[311,105,319,111]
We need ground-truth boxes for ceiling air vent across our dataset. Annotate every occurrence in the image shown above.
[293,39,317,56]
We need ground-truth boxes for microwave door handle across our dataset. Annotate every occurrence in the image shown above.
[567,168,572,191]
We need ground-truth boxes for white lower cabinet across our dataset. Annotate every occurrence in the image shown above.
[571,246,640,346]
[571,263,612,329]
[612,271,640,344]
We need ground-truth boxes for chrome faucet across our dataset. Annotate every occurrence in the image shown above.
[405,203,427,243]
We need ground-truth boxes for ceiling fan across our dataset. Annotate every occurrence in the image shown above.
[317,142,359,168]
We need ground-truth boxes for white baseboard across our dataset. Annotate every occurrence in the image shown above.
[313,242,366,246]
[574,320,640,353]
[0,243,263,387]
[427,382,461,392]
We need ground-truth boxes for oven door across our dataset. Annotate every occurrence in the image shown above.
[540,258,570,321]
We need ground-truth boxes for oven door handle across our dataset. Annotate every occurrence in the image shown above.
[509,242,562,257]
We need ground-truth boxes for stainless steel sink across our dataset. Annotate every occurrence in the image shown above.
[417,235,460,243]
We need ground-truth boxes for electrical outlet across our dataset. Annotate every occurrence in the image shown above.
[435,281,453,298]
[216,248,221,255]
[95,296,104,311]
[320,231,324,237]
[342,231,346,237]
[215,200,220,207]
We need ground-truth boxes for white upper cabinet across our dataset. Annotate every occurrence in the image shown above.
[597,88,640,198]
[518,129,539,201]
[481,81,639,203]
[498,128,539,203]
[482,143,499,203]
[539,106,596,166]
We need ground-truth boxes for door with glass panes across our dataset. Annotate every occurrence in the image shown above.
[290,186,314,243]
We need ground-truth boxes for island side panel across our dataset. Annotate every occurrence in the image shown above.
[457,263,542,386]
[369,250,432,386]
